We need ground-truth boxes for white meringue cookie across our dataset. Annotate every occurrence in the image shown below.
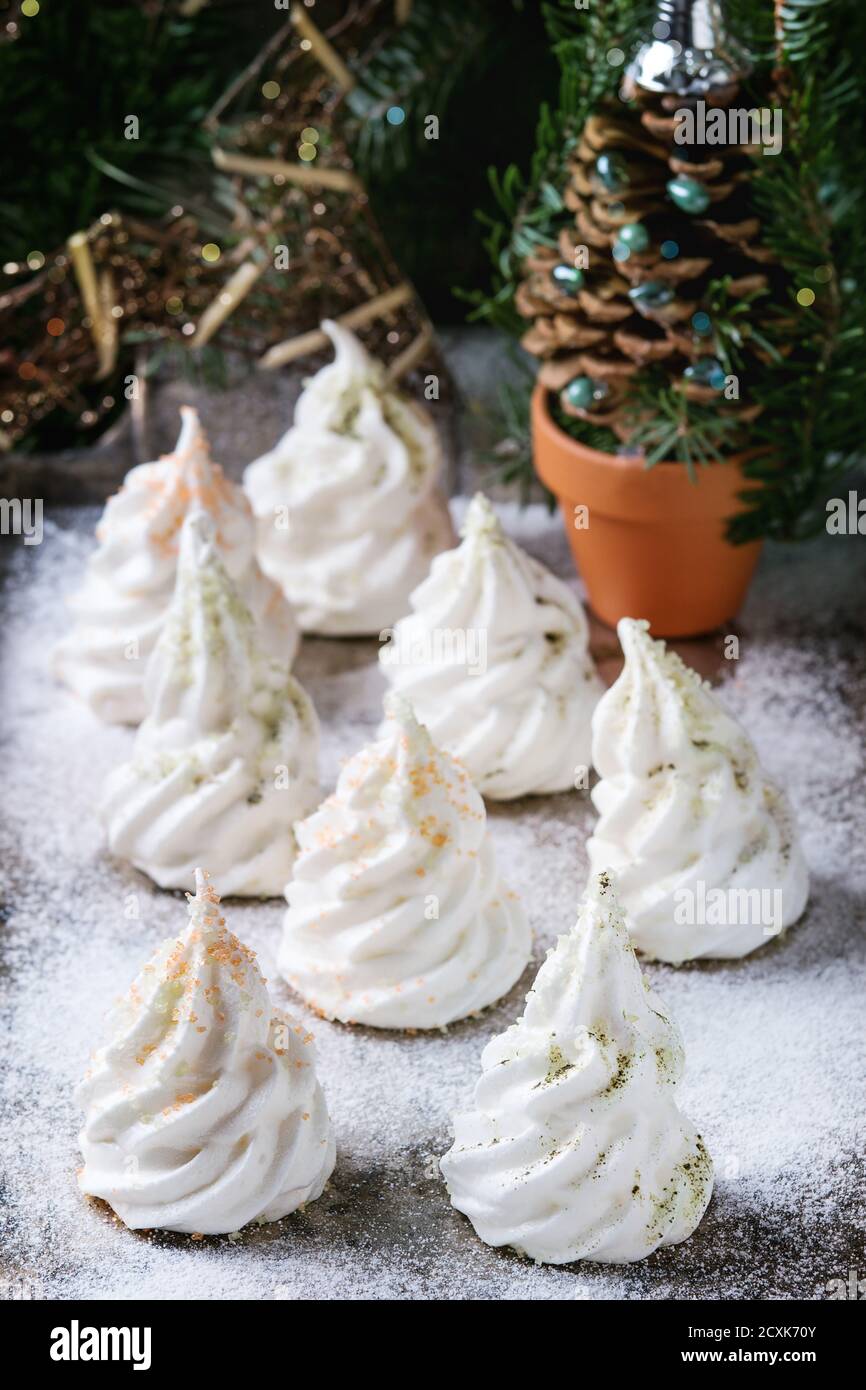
[440,870,713,1265]
[380,493,603,798]
[242,320,453,635]
[55,406,298,724]
[100,511,319,896]
[278,695,531,1029]
[587,618,809,962]
[76,869,335,1234]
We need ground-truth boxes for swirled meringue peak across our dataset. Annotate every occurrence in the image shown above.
[55,406,297,725]
[100,510,319,896]
[440,870,713,1265]
[242,320,453,635]
[278,694,531,1029]
[76,869,335,1234]
[587,618,809,963]
[380,493,603,798]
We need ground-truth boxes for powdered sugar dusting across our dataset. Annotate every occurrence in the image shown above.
[0,508,863,1300]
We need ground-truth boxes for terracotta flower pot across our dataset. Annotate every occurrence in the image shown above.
[531,384,763,638]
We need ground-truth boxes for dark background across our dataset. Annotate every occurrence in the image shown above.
[0,0,556,321]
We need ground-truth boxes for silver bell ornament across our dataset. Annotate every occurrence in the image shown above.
[624,0,751,99]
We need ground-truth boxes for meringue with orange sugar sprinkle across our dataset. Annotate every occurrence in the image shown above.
[76,869,336,1235]
[100,510,319,896]
[54,404,298,725]
[278,694,531,1029]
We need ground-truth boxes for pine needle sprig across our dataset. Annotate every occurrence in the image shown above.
[344,0,498,178]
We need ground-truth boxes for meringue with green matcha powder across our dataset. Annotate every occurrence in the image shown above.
[100,510,320,896]
[379,493,602,798]
[587,618,809,962]
[440,870,713,1264]
[243,320,453,635]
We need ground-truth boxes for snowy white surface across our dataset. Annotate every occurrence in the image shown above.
[0,502,863,1300]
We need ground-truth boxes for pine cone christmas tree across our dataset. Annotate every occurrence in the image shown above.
[517,0,777,439]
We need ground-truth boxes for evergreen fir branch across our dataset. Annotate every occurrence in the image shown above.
[624,380,741,479]
[344,0,499,179]
[484,373,540,507]
[777,0,855,67]
[723,1,775,60]
[550,401,620,460]
[735,0,866,541]
[83,149,231,237]
[0,0,252,258]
